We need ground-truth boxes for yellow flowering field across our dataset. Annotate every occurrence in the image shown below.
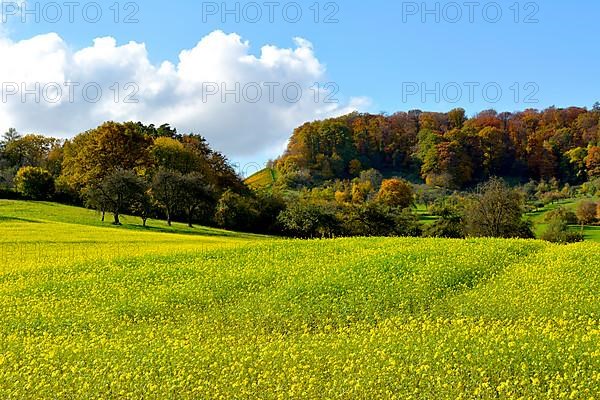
[0,203,598,398]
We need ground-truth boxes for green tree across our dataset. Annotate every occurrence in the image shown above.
[151,169,184,226]
[277,201,340,238]
[464,178,533,238]
[340,202,398,237]
[14,166,54,200]
[3,135,60,168]
[131,184,153,227]
[214,189,259,231]
[253,190,286,234]
[424,196,465,238]
[565,147,588,180]
[0,128,21,149]
[179,172,214,228]
[86,169,146,225]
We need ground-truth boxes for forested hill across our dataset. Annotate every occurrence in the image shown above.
[276,107,600,188]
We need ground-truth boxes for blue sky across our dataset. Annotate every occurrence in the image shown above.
[1,0,598,166]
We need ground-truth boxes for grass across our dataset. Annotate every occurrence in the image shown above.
[0,200,268,238]
[0,200,598,398]
[414,203,437,225]
[528,197,600,241]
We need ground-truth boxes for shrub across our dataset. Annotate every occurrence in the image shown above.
[544,207,578,225]
[424,215,465,238]
[394,208,423,237]
[541,216,584,244]
[277,201,341,238]
[340,202,398,237]
[14,166,54,200]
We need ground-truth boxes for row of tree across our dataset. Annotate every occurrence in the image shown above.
[0,122,254,229]
[276,178,542,240]
[2,112,598,241]
[278,105,600,189]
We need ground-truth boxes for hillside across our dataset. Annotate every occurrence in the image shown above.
[0,201,598,398]
[278,108,600,189]
[244,167,278,189]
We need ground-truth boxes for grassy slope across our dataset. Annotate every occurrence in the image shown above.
[0,200,269,238]
[244,167,278,189]
[0,200,598,398]
[0,200,271,272]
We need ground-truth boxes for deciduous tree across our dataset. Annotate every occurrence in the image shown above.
[14,166,54,200]
[376,178,414,209]
[464,178,533,238]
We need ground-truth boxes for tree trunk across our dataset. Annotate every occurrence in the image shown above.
[101,210,105,222]
[167,210,172,226]
[188,207,195,228]
[113,213,121,225]
[142,217,147,227]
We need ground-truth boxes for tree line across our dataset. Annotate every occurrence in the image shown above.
[277,105,600,189]
[1,108,599,241]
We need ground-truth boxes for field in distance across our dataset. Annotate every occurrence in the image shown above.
[0,200,598,398]
[244,167,279,189]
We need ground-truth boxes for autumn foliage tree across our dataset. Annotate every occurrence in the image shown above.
[576,201,598,228]
[277,105,600,189]
[61,122,152,191]
[586,146,600,178]
[376,179,414,209]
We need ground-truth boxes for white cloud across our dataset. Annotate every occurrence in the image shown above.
[0,30,369,162]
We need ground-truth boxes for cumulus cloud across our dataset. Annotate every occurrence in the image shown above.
[0,30,369,162]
